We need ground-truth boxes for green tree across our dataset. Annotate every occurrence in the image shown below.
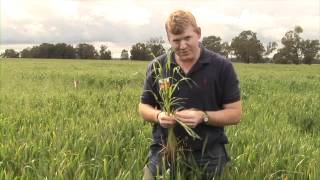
[76,43,98,59]
[265,42,278,56]
[120,49,129,60]
[202,35,223,54]
[20,44,75,59]
[301,39,320,64]
[315,53,320,64]
[62,44,76,59]
[99,45,112,60]
[263,42,278,63]
[29,46,41,58]
[1,49,19,58]
[51,43,65,58]
[20,48,32,58]
[146,37,165,57]
[231,30,265,63]
[130,42,153,60]
[273,26,303,64]
[221,42,232,58]
[52,43,76,59]
[38,43,55,58]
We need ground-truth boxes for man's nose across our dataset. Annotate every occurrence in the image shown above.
[179,40,187,49]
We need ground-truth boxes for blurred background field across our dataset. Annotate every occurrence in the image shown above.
[0,59,319,179]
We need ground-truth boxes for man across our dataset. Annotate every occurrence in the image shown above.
[139,10,241,179]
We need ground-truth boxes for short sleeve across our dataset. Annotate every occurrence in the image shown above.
[220,61,240,104]
[140,62,158,107]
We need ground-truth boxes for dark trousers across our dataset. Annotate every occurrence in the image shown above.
[143,143,228,180]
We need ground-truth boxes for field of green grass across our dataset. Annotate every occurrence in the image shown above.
[0,58,319,179]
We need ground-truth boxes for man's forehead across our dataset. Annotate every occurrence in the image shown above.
[168,25,196,37]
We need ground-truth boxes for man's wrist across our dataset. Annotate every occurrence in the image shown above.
[156,111,162,122]
[202,111,209,123]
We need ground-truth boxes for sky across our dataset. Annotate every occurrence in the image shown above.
[1,0,319,57]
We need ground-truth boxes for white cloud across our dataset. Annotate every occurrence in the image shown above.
[90,1,151,26]
[2,0,32,21]
[50,0,79,18]
[1,0,319,57]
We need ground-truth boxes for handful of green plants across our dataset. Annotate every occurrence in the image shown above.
[151,50,200,162]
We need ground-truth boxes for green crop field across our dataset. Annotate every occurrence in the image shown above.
[0,59,319,179]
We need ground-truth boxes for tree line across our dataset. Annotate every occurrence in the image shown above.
[1,26,319,64]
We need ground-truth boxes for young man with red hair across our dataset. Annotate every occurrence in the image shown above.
[139,10,242,179]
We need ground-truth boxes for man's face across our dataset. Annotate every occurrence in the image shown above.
[167,25,201,62]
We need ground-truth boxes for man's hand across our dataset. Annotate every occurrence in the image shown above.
[175,109,204,128]
[158,112,176,128]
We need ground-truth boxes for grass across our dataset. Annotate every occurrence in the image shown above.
[0,58,320,179]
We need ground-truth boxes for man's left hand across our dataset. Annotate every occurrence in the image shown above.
[175,109,204,128]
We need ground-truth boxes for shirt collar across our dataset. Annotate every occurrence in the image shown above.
[198,44,211,64]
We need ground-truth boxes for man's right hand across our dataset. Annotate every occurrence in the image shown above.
[157,111,176,128]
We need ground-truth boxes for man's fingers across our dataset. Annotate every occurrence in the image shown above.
[176,117,197,128]
[162,119,175,125]
[176,117,193,123]
[175,112,192,118]
[159,116,176,128]
[175,111,196,119]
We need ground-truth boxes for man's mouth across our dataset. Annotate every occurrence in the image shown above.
[179,51,189,56]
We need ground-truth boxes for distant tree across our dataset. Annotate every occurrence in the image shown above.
[1,49,19,58]
[263,42,278,63]
[20,48,32,58]
[315,53,320,64]
[130,42,153,60]
[62,44,76,59]
[20,44,75,59]
[231,30,265,63]
[146,37,165,57]
[76,43,98,59]
[29,46,41,58]
[301,39,320,64]
[221,42,232,58]
[120,49,129,60]
[202,35,223,54]
[52,43,76,59]
[38,43,55,58]
[273,26,303,64]
[265,42,278,56]
[99,45,112,60]
[272,51,288,64]
[51,43,65,58]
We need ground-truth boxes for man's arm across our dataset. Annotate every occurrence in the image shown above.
[175,100,242,128]
[138,103,160,123]
[139,103,176,128]
[206,100,242,127]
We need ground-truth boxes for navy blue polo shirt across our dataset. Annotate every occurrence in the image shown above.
[140,47,240,151]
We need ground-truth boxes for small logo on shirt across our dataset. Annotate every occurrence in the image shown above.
[202,77,208,87]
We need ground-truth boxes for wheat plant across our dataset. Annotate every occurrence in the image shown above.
[151,51,200,169]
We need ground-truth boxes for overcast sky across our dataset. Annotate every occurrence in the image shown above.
[1,0,319,57]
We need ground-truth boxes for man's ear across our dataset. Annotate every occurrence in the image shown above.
[197,27,201,38]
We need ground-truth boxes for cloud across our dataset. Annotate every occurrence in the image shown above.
[1,0,319,57]
[1,0,168,45]
[90,1,151,26]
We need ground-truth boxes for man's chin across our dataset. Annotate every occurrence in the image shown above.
[179,55,192,61]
